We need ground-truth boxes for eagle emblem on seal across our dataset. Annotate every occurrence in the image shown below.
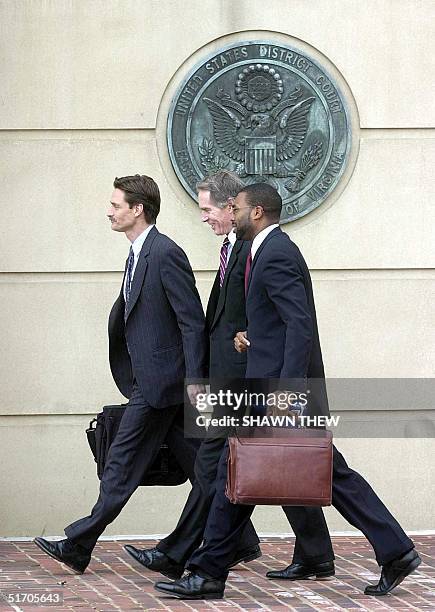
[201,64,320,187]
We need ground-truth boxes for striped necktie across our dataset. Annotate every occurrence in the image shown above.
[219,237,230,287]
[125,246,134,306]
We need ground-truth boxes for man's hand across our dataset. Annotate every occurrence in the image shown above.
[234,331,251,353]
[266,391,305,422]
[186,383,206,408]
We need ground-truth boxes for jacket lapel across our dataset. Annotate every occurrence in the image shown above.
[206,270,220,330]
[246,226,281,296]
[124,226,158,321]
[118,254,129,305]
[211,240,243,330]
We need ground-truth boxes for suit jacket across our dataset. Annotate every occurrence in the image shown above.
[206,239,251,379]
[108,226,206,409]
[246,227,329,415]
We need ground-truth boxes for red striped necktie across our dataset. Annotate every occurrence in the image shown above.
[244,252,252,295]
[219,237,230,287]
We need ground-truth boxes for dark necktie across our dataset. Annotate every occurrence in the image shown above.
[219,237,230,287]
[125,246,134,306]
[244,252,252,295]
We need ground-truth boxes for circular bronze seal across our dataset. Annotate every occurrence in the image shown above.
[167,41,352,223]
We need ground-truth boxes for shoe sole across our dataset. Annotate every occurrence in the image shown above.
[33,538,85,575]
[227,549,262,569]
[154,585,223,600]
[123,547,183,580]
[365,556,422,596]
[267,569,335,581]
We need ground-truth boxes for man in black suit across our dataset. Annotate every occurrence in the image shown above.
[155,183,421,600]
[128,171,334,580]
[33,174,206,574]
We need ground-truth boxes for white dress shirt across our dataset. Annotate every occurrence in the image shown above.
[123,224,155,300]
[251,223,279,260]
[226,228,237,263]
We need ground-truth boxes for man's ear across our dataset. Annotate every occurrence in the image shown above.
[252,205,264,220]
[133,203,144,217]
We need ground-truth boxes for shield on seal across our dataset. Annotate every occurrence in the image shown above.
[245,136,277,175]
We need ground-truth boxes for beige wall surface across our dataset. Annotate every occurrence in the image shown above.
[1,132,434,271]
[0,0,434,536]
[1,1,434,128]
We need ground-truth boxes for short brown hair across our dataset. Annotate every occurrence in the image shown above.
[113,174,160,224]
[197,170,244,208]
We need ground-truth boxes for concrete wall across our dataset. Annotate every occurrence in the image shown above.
[0,0,434,537]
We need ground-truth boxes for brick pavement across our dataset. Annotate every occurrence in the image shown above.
[0,536,434,611]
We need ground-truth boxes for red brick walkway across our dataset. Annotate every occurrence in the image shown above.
[1,536,434,610]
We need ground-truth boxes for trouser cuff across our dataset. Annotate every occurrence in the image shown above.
[292,552,335,565]
[64,528,95,554]
[156,541,185,565]
[188,562,228,582]
[375,539,414,567]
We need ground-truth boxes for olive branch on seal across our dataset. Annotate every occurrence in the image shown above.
[285,141,323,193]
[198,138,228,174]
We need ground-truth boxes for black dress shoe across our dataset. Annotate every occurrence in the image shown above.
[124,545,184,580]
[364,549,421,596]
[266,560,335,580]
[227,544,262,569]
[155,571,225,600]
[33,537,90,574]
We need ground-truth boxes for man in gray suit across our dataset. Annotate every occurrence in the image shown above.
[34,174,206,574]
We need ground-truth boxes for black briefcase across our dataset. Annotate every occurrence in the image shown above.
[86,404,188,486]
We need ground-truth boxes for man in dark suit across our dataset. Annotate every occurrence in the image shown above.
[127,171,334,581]
[33,174,206,574]
[155,183,421,600]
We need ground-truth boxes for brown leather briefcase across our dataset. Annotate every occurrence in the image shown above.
[226,428,333,506]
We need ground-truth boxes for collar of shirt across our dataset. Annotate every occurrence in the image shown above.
[251,223,279,260]
[225,228,237,263]
[130,224,155,261]
[227,228,237,247]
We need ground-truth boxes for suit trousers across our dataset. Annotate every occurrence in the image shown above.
[187,443,414,580]
[65,381,198,551]
[158,431,333,567]
[157,435,259,565]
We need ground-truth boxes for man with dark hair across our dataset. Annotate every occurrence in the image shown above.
[128,172,334,582]
[113,174,160,224]
[33,174,206,574]
[155,183,420,600]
